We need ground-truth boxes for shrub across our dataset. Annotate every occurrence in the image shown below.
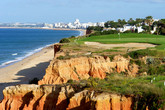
[148,64,165,75]
[162,57,165,63]
[123,30,134,33]
[101,30,119,34]
[59,38,70,43]
[128,49,156,59]
[89,30,119,37]
[57,55,64,60]
[139,31,149,34]
[109,55,115,61]
[67,79,74,83]
[87,26,104,31]
[70,36,76,38]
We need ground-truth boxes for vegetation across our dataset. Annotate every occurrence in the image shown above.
[93,49,120,53]
[128,49,157,58]
[59,38,70,43]
[67,74,165,109]
[154,19,165,35]
[104,16,165,35]
[105,19,127,28]
[89,30,119,36]
[87,26,104,32]
[97,74,165,109]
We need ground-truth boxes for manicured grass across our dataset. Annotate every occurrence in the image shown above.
[77,33,165,50]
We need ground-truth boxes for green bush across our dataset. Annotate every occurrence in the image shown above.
[123,30,134,33]
[139,31,149,34]
[128,49,156,59]
[101,30,119,34]
[70,36,76,38]
[87,26,104,31]
[67,79,74,83]
[89,30,119,37]
[148,64,165,75]
[59,38,70,43]
[57,55,64,60]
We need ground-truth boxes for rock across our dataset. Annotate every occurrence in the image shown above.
[67,90,92,110]
[92,93,111,110]
[128,63,139,76]
[39,55,138,85]
[0,84,74,110]
[0,84,134,110]
[54,44,62,57]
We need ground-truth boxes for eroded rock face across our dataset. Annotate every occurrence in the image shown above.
[0,84,74,110]
[39,55,138,85]
[0,84,133,110]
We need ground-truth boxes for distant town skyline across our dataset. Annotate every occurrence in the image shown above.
[0,0,165,23]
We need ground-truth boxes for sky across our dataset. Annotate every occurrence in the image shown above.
[0,0,165,23]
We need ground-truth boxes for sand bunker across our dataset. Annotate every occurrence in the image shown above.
[85,42,156,49]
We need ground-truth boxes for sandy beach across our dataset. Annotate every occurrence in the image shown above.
[0,44,55,99]
[0,29,86,100]
[0,46,54,99]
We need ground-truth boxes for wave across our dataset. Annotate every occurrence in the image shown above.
[0,44,53,68]
[12,53,18,56]
[0,60,18,67]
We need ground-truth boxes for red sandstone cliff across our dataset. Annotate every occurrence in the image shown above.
[0,84,133,110]
[38,55,138,85]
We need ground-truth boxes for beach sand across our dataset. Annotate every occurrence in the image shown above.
[0,45,54,99]
[0,29,86,100]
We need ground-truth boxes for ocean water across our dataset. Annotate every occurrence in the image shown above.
[0,28,80,68]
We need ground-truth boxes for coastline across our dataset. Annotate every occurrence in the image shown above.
[0,26,86,32]
[0,28,86,68]
[0,29,86,100]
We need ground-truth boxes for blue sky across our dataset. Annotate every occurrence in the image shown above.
[0,0,164,23]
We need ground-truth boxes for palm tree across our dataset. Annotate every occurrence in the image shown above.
[153,21,160,35]
[145,16,154,34]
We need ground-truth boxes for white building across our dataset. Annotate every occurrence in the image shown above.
[137,26,144,33]
[151,27,157,34]
[97,22,105,27]
[53,19,105,29]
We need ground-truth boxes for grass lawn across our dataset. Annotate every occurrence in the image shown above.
[77,33,165,50]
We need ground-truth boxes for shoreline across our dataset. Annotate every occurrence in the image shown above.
[0,44,55,99]
[0,43,56,69]
[0,29,86,68]
[0,29,86,99]
[0,26,86,31]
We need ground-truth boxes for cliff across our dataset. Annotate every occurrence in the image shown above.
[38,55,138,85]
[0,84,133,110]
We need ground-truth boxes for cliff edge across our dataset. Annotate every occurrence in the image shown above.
[38,55,138,85]
[0,84,133,110]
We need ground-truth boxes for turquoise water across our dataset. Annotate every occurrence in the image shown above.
[0,28,80,67]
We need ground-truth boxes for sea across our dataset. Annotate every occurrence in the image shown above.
[0,28,81,68]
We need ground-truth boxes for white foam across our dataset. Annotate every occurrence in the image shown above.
[12,53,18,56]
[0,43,54,68]
[0,60,18,67]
